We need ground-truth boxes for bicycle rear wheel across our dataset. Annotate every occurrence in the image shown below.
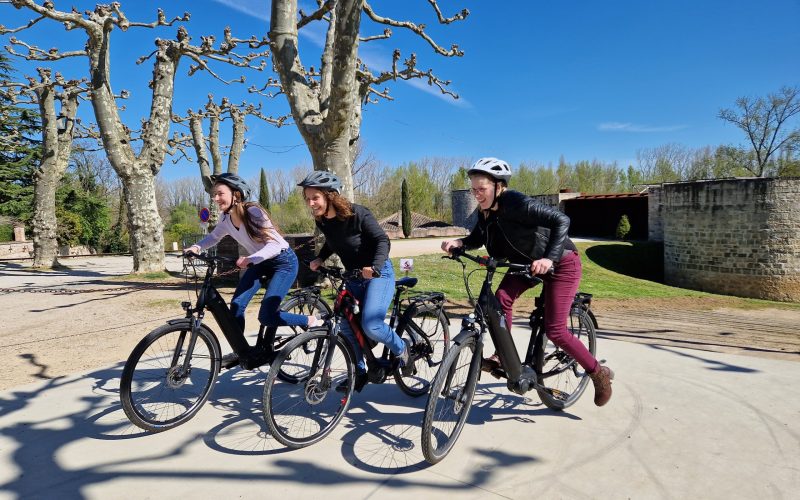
[275,295,331,383]
[120,322,221,432]
[394,308,450,397]
[534,308,596,410]
[421,333,480,464]
[262,328,355,448]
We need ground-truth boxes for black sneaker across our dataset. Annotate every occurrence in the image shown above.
[398,339,415,377]
[335,371,368,394]
[221,353,240,370]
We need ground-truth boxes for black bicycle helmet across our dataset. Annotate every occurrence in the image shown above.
[211,173,251,201]
[297,170,342,194]
[467,157,512,182]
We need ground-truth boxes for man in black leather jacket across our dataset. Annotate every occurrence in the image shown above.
[442,158,614,407]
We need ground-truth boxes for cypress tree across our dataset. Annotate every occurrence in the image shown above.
[401,178,411,238]
[259,168,270,210]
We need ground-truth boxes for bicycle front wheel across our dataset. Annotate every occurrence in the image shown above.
[262,328,355,448]
[421,332,480,464]
[534,308,596,410]
[120,322,221,432]
[394,308,450,397]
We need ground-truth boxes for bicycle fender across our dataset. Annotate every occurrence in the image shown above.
[163,319,222,354]
[451,329,476,346]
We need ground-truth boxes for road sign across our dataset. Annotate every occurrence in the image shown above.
[400,258,414,273]
[199,207,210,223]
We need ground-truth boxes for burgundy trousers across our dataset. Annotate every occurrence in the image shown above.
[494,251,599,373]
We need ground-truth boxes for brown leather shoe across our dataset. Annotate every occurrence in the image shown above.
[589,365,614,406]
[481,353,501,373]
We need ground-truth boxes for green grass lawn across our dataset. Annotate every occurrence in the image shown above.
[389,242,799,309]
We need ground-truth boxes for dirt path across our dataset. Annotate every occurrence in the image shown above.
[1,256,798,390]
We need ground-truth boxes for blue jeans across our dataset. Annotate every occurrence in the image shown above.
[339,260,405,372]
[230,249,307,332]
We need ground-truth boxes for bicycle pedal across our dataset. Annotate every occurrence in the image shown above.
[489,367,506,380]
[543,387,569,400]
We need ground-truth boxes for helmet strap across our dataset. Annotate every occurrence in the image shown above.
[487,181,503,211]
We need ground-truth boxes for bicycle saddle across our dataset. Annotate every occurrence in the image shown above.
[395,277,418,288]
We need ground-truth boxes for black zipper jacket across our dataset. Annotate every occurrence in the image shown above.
[315,204,391,271]
[460,190,575,264]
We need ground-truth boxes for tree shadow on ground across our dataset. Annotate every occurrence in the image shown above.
[336,380,577,474]
[584,242,664,282]
[0,364,543,498]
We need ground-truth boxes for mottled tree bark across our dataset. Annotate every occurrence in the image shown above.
[269,0,466,200]
[30,70,80,268]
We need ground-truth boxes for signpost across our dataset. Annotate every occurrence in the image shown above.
[199,207,210,235]
[400,258,414,276]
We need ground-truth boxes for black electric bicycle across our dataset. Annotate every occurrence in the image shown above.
[119,252,330,432]
[262,265,450,448]
[421,248,598,464]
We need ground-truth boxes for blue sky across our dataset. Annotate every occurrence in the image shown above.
[2,0,799,182]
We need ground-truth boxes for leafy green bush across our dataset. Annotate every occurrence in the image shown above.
[0,224,13,242]
[615,214,631,240]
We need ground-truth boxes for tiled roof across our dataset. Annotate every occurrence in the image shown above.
[378,211,452,231]
[572,193,648,200]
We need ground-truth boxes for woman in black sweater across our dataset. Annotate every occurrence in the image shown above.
[298,171,410,391]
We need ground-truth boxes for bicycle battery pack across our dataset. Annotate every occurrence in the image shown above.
[204,287,250,353]
[479,288,523,381]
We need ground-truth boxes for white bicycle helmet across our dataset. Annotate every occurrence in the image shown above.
[467,157,512,182]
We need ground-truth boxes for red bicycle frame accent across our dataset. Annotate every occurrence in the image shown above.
[335,288,369,349]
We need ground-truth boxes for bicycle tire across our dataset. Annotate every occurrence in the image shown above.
[275,295,332,383]
[120,322,221,432]
[534,308,596,410]
[421,332,480,464]
[394,308,450,397]
[262,328,355,448]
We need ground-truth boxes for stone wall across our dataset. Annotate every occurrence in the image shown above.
[662,177,800,302]
[384,226,469,240]
[647,186,664,242]
[0,241,34,259]
[530,192,581,211]
[451,189,478,230]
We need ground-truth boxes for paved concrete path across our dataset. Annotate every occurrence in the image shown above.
[1,324,798,500]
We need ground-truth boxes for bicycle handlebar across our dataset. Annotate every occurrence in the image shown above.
[304,261,381,280]
[315,265,365,282]
[182,251,237,265]
[444,247,546,283]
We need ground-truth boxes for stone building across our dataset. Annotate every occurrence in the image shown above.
[651,177,799,302]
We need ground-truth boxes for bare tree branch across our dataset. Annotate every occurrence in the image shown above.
[362,2,466,57]
[357,49,458,102]
[5,36,86,60]
[360,28,391,42]
[298,0,334,29]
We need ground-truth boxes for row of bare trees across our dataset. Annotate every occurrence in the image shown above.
[1,0,470,271]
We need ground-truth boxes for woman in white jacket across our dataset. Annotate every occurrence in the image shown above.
[185,173,318,368]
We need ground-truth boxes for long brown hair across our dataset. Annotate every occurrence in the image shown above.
[226,186,281,243]
[304,188,353,221]
[326,191,353,220]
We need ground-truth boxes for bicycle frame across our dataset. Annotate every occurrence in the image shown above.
[188,256,250,355]
[312,267,440,386]
[449,250,543,395]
